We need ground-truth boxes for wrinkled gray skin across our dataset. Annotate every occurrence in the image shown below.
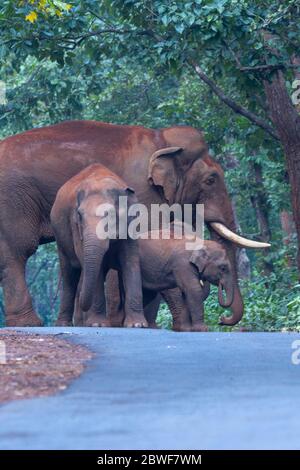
[50,164,147,328]
[108,232,234,332]
[142,237,234,331]
[160,284,211,332]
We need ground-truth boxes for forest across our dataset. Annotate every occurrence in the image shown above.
[0,0,299,330]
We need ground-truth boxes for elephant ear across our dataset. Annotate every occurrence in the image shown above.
[189,248,208,275]
[148,146,183,204]
[76,189,85,208]
[75,189,85,241]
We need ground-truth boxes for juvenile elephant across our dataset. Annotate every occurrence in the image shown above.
[50,163,147,328]
[108,229,235,332]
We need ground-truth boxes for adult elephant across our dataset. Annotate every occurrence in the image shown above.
[0,120,268,326]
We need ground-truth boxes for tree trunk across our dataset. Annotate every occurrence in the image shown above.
[264,70,300,277]
[250,162,272,242]
[221,154,251,280]
[249,162,273,275]
[231,199,251,280]
[292,54,300,114]
[280,210,295,268]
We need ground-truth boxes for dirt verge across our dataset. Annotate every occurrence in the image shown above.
[0,330,93,405]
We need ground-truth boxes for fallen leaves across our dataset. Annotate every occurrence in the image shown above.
[0,330,93,405]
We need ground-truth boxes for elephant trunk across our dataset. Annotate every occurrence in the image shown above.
[219,242,243,325]
[209,231,244,326]
[218,281,234,308]
[80,230,108,312]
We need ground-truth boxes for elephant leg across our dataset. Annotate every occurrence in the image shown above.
[55,252,80,326]
[83,270,110,327]
[161,288,192,332]
[73,272,109,327]
[119,240,148,328]
[73,284,84,326]
[105,269,125,327]
[144,292,161,329]
[0,247,42,327]
[179,280,208,332]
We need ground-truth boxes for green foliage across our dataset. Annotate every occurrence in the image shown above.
[26,244,60,326]
[156,302,173,330]
[158,260,300,332]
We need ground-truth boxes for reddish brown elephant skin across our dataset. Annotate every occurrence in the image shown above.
[139,235,233,332]
[51,164,146,329]
[0,120,243,326]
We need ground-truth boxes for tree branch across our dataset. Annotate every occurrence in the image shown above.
[27,260,49,288]
[240,63,300,73]
[0,108,14,122]
[189,61,280,141]
[65,27,155,40]
[37,27,161,49]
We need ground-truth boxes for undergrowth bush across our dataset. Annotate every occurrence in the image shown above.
[157,265,300,332]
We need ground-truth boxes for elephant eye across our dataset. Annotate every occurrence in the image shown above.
[205,175,216,186]
[220,264,228,273]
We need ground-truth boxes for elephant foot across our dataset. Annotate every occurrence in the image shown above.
[6,310,43,327]
[147,322,159,329]
[172,322,192,332]
[85,312,110,328]
[74,318,84,327]
[191,322,209,332]
[55,320,73,327]
[106,310,124,327]
[124,313,148,328]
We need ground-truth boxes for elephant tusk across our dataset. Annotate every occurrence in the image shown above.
[210,222,271,249]
[199,280,204,287]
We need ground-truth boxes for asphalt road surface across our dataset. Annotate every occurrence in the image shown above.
[0,328,300,450]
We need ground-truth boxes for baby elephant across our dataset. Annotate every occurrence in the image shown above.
[51,163,147,328]
[139,232,235,331]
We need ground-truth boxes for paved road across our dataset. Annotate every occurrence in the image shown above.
[0,328,300,450]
